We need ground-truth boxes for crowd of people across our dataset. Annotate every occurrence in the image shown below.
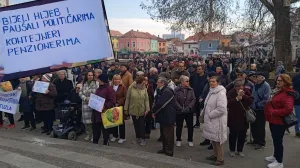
[0,55,298,168]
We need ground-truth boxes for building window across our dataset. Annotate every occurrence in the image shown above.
[188,45,191,48]
[138,42,140,47]
[133,42,136,48]
[141,42,143,47]
[208,43,212,48]
[222,42,225,47]
[159,43,161,46]
[148,42,150,47]
[120,43,123,48]
[127,42,130,48]
[163,43,165,46]
[112,43,114,48]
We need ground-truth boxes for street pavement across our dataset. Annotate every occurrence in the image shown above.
[0,117,299,168]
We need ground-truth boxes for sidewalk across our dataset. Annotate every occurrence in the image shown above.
[1,118,299,168]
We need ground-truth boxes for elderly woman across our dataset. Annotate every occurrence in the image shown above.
[35,74,57,135]
[203,76,228,166]
[264,74,297,168]
[174,75,196,147]
[110,74,128,144]
[124,75,150,146]
[0,81,15,129]
[227,79,253,157]
[79,70,98,141]
[53,70,74,103]
[18,77,35,131]
[94,69,102,85]
[92,74,116,145]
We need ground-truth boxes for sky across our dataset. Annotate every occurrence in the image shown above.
[9,0,249,37]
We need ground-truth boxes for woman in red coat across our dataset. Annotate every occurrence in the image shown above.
[227,79,253,157]
[264,74,297,168]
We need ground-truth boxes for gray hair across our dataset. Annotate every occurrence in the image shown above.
[179,75,189,83]
[158,77,168,86]
[136,71,145,76]
[278,61,283,66]
[57,70,67,77]
[234,79,245,87]
[158,72,171,80]
[149,67,158,74]
[94,68,102,74]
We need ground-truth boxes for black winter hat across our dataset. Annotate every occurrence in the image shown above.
[98,73,109,83]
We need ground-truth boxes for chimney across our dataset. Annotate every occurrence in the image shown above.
[137,30,139,32]
[158,35,160,38]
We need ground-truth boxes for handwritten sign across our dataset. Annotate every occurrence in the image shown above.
[0,0,113,74]
[0,89,21,114]
[88,94,105,112]
[32,81,49,94]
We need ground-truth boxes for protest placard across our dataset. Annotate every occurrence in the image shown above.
[0,89,21,114]
[32,81,50,94]
[88,94,105,112]
[0,0,113,81]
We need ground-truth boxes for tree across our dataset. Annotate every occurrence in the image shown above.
[141,0,300,71]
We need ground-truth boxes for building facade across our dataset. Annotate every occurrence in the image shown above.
[118,30,151,52]
[199,40,219,58]
[158,37,168,55]
[183,41,200,56]
[110,30,122,52]
[144,33,158,53]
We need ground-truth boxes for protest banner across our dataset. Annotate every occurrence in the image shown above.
[32,81,50,94]
[0,0,113,81]
[88,94,105,112]
[0,89,21,114]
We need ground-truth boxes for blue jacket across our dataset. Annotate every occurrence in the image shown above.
[251,81,271,110]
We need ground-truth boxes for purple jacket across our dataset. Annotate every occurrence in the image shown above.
[92,84,116,123]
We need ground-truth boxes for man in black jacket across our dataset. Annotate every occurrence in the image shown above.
[54,70,74,103]
[152,77,177,157]
[190,65,207,127]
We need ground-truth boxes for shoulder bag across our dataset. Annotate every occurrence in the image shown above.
[239,100,256,123]
[271,101,298,128]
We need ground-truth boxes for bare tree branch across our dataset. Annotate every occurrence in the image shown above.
[259,0,274,15]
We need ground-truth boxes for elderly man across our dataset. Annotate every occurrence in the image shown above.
[226,69,254,93]
[152,77,177,157]
[149,67,159,90]
[250,72,271,150]
[53,70,74,103]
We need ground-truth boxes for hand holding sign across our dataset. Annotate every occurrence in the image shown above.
[32,81,50,94]
[88,94,105,112]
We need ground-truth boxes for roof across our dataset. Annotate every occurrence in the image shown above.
[157,37,167,42]
[185,31,223,42]
[143,32,158,40]
[120,30,150,39]
[110,30,122,37]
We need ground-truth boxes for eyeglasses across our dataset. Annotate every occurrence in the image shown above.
[237,74,244,77]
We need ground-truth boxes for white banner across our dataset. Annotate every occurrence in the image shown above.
[0,89,21,114]
[32,81,49,94]
[0,0,113,74]
[88,94,105,112]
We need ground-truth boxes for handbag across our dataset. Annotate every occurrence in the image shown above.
[283,110,298,128]
[270,101,298,128]
[239,101,256,123]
